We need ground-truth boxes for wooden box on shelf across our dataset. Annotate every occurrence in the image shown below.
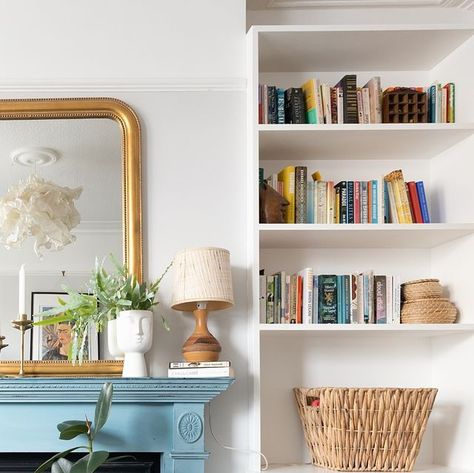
[383,89,427,124]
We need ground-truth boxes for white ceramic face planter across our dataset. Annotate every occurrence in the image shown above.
[116,310,153,377]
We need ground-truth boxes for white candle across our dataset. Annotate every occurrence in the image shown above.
[19,264,26,315]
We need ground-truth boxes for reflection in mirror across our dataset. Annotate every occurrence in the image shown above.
[0,119,122,360]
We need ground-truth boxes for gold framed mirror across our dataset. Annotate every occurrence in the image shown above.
[0,97,142,279]
[0,98,142,374]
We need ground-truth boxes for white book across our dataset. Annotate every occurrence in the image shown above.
[327,181,335,224]
[386,275,393,324]
[299,267,314,325]
[362,87,371,124]
[322,83,332,124]
[168,367,234,378]
[316,181,327,224]
[259,275,266,323]
[378,177,385,224]
[393,275,401,324]
[337,87,344,124]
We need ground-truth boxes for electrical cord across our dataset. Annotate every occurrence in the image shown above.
[207,401,269,471]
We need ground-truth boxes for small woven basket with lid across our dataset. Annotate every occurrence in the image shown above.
[401,279,443,301]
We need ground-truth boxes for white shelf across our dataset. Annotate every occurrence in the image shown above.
[256,25,474,72]
[259,224,474,249]
[265,464,472,473]
[258,124,474,161]
[259,324,474,338]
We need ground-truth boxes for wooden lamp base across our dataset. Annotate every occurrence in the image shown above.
[182,308,221,362]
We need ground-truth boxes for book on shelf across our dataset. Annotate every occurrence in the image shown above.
[261,268,401,325]
[168,367,234,378]
[262,166,430,224]
[169,361,231,369]
[259,78,454,124]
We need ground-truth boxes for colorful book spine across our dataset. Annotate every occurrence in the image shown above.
[296,275,303,324]
[327,181,335,224]
[290,274,297,323]
[343,275,351,324]
[277,88,285,124]
[312,276,319,324]
[318,275,338,324]
[301,79,319,124]
[347,181,354,224]
[266,276,274,323]
[371,180,378,224]
[259,275,266,323]
[307,180,314,224]
[295,166,308,223]
[374,275,387,324]
[285,87,306,124]
[416,181,430,223]
[407,182,423,223]
[354,181,361,224]
[277,165,295,223]
[336,74,358,124]
[337,275,344,324]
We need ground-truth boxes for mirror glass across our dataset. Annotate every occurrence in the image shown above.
[0,118,123,360]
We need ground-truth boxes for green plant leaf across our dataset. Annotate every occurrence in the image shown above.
[51,458,74,473]
[57,420,87,433]
[58,423,89,440]
[107,455,136,462]
[93,383,113,437]
[34,447,86,473]
[33,314,73,326]
[71,451,109,473]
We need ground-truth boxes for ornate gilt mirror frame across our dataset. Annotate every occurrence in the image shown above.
[0,97,143,280]
[0,98,142,376]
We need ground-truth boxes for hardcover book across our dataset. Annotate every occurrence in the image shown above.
[318,275,338,324]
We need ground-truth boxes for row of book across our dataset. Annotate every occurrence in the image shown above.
[260,269,401,325]
[262,167,430,224]
[259,75,455,125]
[168,361,234,378]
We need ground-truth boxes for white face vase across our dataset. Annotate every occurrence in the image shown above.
[116,310,153,354]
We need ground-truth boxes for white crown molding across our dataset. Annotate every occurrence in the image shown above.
[266,0,474,8]
[0,77,246,93]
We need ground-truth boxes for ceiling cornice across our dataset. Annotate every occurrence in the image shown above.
[266,0,474,9]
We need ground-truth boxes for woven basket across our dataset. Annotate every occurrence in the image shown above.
[401,298,457,324]
[294,387,437,472]
[401,279,443,301]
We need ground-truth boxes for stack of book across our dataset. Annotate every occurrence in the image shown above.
[384,170,430,223]
[259,76,455,125]
[262,167,429,224]
[168,361,234,378]
[260,269,401,325]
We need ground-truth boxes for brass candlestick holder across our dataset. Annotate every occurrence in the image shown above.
[11,314,33,377]
[0,335,8,353]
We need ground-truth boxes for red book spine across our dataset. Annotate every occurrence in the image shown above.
[407,181,423,223]
[354,181,361,223]
[296,275,303,324]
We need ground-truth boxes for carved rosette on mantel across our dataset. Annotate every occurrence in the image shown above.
[0,377,234,473]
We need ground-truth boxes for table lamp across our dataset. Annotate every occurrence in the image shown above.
[171,247,234,362]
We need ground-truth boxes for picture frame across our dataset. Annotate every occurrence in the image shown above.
[30,292,99,361]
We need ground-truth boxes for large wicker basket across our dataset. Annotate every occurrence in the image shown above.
[294,387,437,472]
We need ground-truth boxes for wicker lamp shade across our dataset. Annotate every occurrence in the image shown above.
[171,247,234,312]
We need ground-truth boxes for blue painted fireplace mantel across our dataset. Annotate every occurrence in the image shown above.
[0,377,234,473]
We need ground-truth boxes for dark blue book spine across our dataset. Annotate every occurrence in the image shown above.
[318,275,338,324]
[429,85,436,123]
[268,86,277,124]
[277,88,285,124]
[384,180,390,223]
[347,181,354,224]
[340,181,348,224]
[416,181,430,223]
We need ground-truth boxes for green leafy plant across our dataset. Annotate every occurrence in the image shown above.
[91,255,172,329]
[35,383,131,473]
[33,292,98,365]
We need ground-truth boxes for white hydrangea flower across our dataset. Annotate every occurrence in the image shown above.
[0,174,82,257]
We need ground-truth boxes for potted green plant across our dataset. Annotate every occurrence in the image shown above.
[90,256,171,376]
[35,382,132,473]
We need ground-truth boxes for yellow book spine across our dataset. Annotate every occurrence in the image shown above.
[278,166,295,223]
[384,170,412,224]
[302,79,318,124]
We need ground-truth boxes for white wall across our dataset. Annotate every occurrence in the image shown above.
[0,2,248,473]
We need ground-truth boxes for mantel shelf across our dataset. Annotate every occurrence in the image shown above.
[259,223,474,249]
[258,124,474,161]
[259,324,474,338]
[265,464,474,473]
